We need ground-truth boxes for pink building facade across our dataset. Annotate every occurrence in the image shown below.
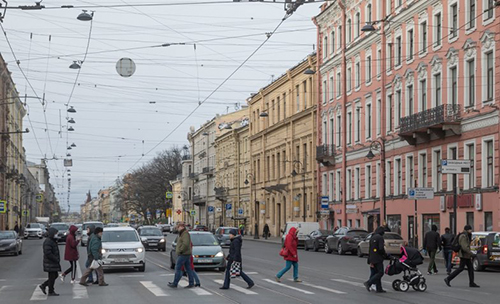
[314,0,500,246]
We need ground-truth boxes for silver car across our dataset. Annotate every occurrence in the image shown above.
[79,221,103,247]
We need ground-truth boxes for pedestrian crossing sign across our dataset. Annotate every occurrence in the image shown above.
[0,201,6,213]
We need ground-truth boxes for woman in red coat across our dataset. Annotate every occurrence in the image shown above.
[275,227,301,282]
[60,225,80,284]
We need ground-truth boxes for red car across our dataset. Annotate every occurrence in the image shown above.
[193,225,209,232]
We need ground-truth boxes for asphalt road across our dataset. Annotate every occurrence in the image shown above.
[0,234,498,304]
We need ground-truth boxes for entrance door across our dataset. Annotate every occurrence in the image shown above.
[368,216,375,232]
[408,216,415,248]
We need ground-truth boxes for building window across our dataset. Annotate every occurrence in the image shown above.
[450,67,457,105]
[420,79,427,111]
[467,144,475,189]
[323,36,328,58]
[396,36,402,66]
[322,173,328,195]
[486,52,494,102]
[366,164,372,198]
[468,0,476,29]
[296,85,300,112]
[346,169,352,200]
[283,93,286,119]
[407,155,415,188]
[408,85,414,116]
[355,62,360,89]
[486,140,494,187]
[421,22,427,53]
[355,167,360,199]
[396,90,401,127]
[434,73,441,106]
[387,94,393,132]
[336,170,341,200]
[331,30,335,52]
[408,29,414,61]
[485,212,493,231]
[347,19,352,43]
[336,114,341,147]
[376,162,381,198]
[377,98,381,135]
[367,4,372,23]
[466,212,474,230]
[366,55,372,83]
[337,71,342,97]
[451,3,458,38]
[356,107,361,142]
[329,117,334,146]
[386,160,392,195]
[467,59,475,107]
[355,12,360,38]
[347,111,352,145]
[395,159,402,195]
[366,103,372,139]
[329,172,334,199]
[329,76,334,101]
[347,67,352,92]
[323,80,327,104]
[388,42,393,71]
[433,150,442,191]
[377,49,382,77]
[338,26,342,49]
[420,153,427,187]
[434,13,442,47]
[303,81,307,109]
[486,0,494,19]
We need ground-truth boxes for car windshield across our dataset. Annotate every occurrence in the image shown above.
[319,230,333,235]
[191,234,219,246]
[139,228,162,236]
[384,234,403,240]
[102,231,139,242]
[347,231,368,237]
[220,228,237,235]
[0,231,15,239]
[51,224,69,231]
[83,223,104,230]
[27,223,41,229]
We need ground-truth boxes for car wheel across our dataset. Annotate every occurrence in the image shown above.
[24,237,28,240]
[357,247,364,257]
[39,237,43,239]
[14,250,19,256]
[325,242,332,254]
[219,267,226,272]
[138,264,146,272]
[337,242,345,255]
[472,258,484,271]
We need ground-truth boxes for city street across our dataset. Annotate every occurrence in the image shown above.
[0,234,497,304]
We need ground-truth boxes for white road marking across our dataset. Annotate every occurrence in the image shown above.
[331,279,364,287]
[159,274,174,277]
[262,279,314,294]
[72,259,89,299]
[214,280,257,295]
[30,285,48,301]
[178,280,212,295]
[287,280,346,294]
[140,281,169,297]
[244,272,259,275]
[0,279,6,282]
[119,275,145,278]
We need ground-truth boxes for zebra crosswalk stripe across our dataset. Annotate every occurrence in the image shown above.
[262,279,314,294]
[287,280,346,294]
[30,285,47,301]
[140,281,169,297]
[178,280,212,295]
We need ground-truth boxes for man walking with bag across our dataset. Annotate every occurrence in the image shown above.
[220,229,254,289]
[444,225,480,288]
[364,226,387,293]
[80,227,108,287]
[39,227,61,296]
[168,222,195,288]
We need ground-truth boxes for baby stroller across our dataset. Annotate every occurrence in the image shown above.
[385,246,427,292]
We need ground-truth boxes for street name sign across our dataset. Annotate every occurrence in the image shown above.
[408,188,434,200]
[441,160,471,174]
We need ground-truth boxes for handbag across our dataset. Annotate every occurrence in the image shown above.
[230,262,241,278]
[90,259,102,269]
[279,246,288,257]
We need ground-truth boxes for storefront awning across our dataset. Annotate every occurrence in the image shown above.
[362,208,380,215]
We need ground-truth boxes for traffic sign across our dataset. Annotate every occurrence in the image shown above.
[208,206,215,213]
[22,210,29,216]
[441,160,471,174]
[238,208,244,215]
[190,210,196,216]
[176,209,182,215]
[0,201,6,214]
[408,187,435,200]
[36,194,43,202]
[166,192,173,199]
[321,196,329,209]
[216,207,222,212]
[225,203,232,210]
[320,210,330,215]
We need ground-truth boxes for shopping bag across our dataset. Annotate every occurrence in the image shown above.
[90,259,102,269]
[230,262,241,278]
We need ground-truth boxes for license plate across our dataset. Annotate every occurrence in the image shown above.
[389,243,400,247]
[197,259,213,263]
[148,243,157,246]
[115,258,129,263]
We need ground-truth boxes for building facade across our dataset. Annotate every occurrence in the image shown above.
[248,54,318,237]
[315,0,500,245]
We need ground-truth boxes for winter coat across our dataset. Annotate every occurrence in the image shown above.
[441,233,454,250]
[423,230,441,251]
[86,224,95,258]
[64,225,80,261]
[228,235,243,263]
[283,227,298,262]
[263,224,270,234]
[176,229,192,256]
[88,232,102,261]
[368,227,386,265]
[43,228,61,273]
[458,232,473,259]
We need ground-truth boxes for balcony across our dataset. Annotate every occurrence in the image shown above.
[316,144,335,166]
[399,104,461,145]
[202,166,214,175]
[182,155,192,161]
[214,187,228,201]
[189,173,199,180]
[193,195,206,206]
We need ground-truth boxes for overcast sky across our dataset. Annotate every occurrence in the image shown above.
[2,0,320,213]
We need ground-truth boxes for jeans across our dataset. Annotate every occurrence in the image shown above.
[447,258,474,285]
[427,250,438,273]
[222,261,254,288]
[173,255,195,286]
[63,261,77,280]
[366,262,384,290]
[443,249,453,273]
[276,260,299,280]
[41,272,58,294]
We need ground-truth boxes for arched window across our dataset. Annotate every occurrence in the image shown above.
[323,35,328,58]
[355,12,360,38]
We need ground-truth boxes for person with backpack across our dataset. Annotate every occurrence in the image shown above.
[444,225,479,288]
[441,227,454,275]
[423,224,441,275]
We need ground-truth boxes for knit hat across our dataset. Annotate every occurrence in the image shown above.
[229,229,239,236]
[464,225,472,231]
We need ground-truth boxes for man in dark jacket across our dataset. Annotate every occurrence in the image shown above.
[444,225,480,288]
[441,227,454,275]
[364,226,386,293]
[39,227,61,296]
[168,222,195,288]
[263,224,270,239]
[79,227,108,286]
[423,224,441,274]
[84,225,97,284]
[220,229,254,290]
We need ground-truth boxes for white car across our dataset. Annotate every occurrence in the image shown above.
[101,227,146,272]
[24,223,44,239]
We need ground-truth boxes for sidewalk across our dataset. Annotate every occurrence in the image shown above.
[243,234,282,244]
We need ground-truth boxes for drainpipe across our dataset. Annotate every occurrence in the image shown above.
[338,0,348,226]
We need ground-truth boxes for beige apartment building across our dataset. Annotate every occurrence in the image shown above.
[248,54,318,237]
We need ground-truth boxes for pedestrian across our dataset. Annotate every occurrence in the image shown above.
[168,222,195,288]
[181,243,201,287]
[423,224,441,275]
[364,226,386,293]
[382,221,391,232]
[60,225,80,284]
[220,229,254,290]
[263,224,270,240]
[275,227,301,282]
[79,227,108,287]
[444,225,480,288]
[39,227,61,296]
[14,221,19,233]
[239,223,245,236]
[441,227,454,275]
[84,225,98,284]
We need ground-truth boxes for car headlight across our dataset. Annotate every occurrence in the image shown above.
[215,251,224,258]
[159,238,165,243]
[101,249,108,254]
[64,232,68,235]
[135,247,144,253]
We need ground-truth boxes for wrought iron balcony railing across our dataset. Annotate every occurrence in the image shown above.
[316,144,335,166]
[202,167,214,175]
[399,104,461,134]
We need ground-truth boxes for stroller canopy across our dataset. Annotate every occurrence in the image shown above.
[400,246,424,267]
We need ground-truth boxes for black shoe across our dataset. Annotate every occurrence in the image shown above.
[184,285,195,289]
[376,290,387,293]
[167,283,177,288]
[79,282,89,287]
[195,284,201,287]
[446,271,451,275]
[247,283,254,289]
[92,281,99,285]
[444,278,451,287]
[39,285,47,295]
[363,282,371,292]
[48,292,59,296]
[434,270,438,274]
[427,272,433,275]
[99,283,109,287]
[219,287,229,290]
[469,283,480,288]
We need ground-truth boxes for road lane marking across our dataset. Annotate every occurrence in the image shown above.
[30,285,48,301]
[119,275,145,278]
[178,280,212,295]
[214,280,257,295]
[262,279,314,294]
[331,279,364,287]
[72,264,88,299]
[0,279,6,282]
[140,281,169,297]
[287,280,346,294]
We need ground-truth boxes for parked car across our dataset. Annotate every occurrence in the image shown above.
[79,221,104,247]
[101,227,146,272]
[50,223,70,243]
[214,227,238,247]
[105,223,120,228]
[138,226,166,251]
[357,232,405,257]
[325,228,368,255]
[451,231,500,271]
[282,222,320,247]
[170,231,226,271]
[304,229,334,252]
[157,224,171,233]
[24,223,44,239]
[0,231,23,256]
[193,225,209,232]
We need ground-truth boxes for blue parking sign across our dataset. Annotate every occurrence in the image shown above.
[238,208,243,215]
[0,201,6,214]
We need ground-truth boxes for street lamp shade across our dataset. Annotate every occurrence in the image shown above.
[77,10,93,21]
[244,179,249,185]
[67,146,72,150]
[67,106,77,113]
[69,61,81,69]
[68,126,75,131]
[366,149,375,159]
[291,169,298,177]
[361,23,376,32]
[68,118,76,124]
[259,112,269,118]
[304,68,316,75]
[71,143,77,147]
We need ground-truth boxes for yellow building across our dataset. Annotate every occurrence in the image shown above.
[248,54,317,237]
[170,179,183,224]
